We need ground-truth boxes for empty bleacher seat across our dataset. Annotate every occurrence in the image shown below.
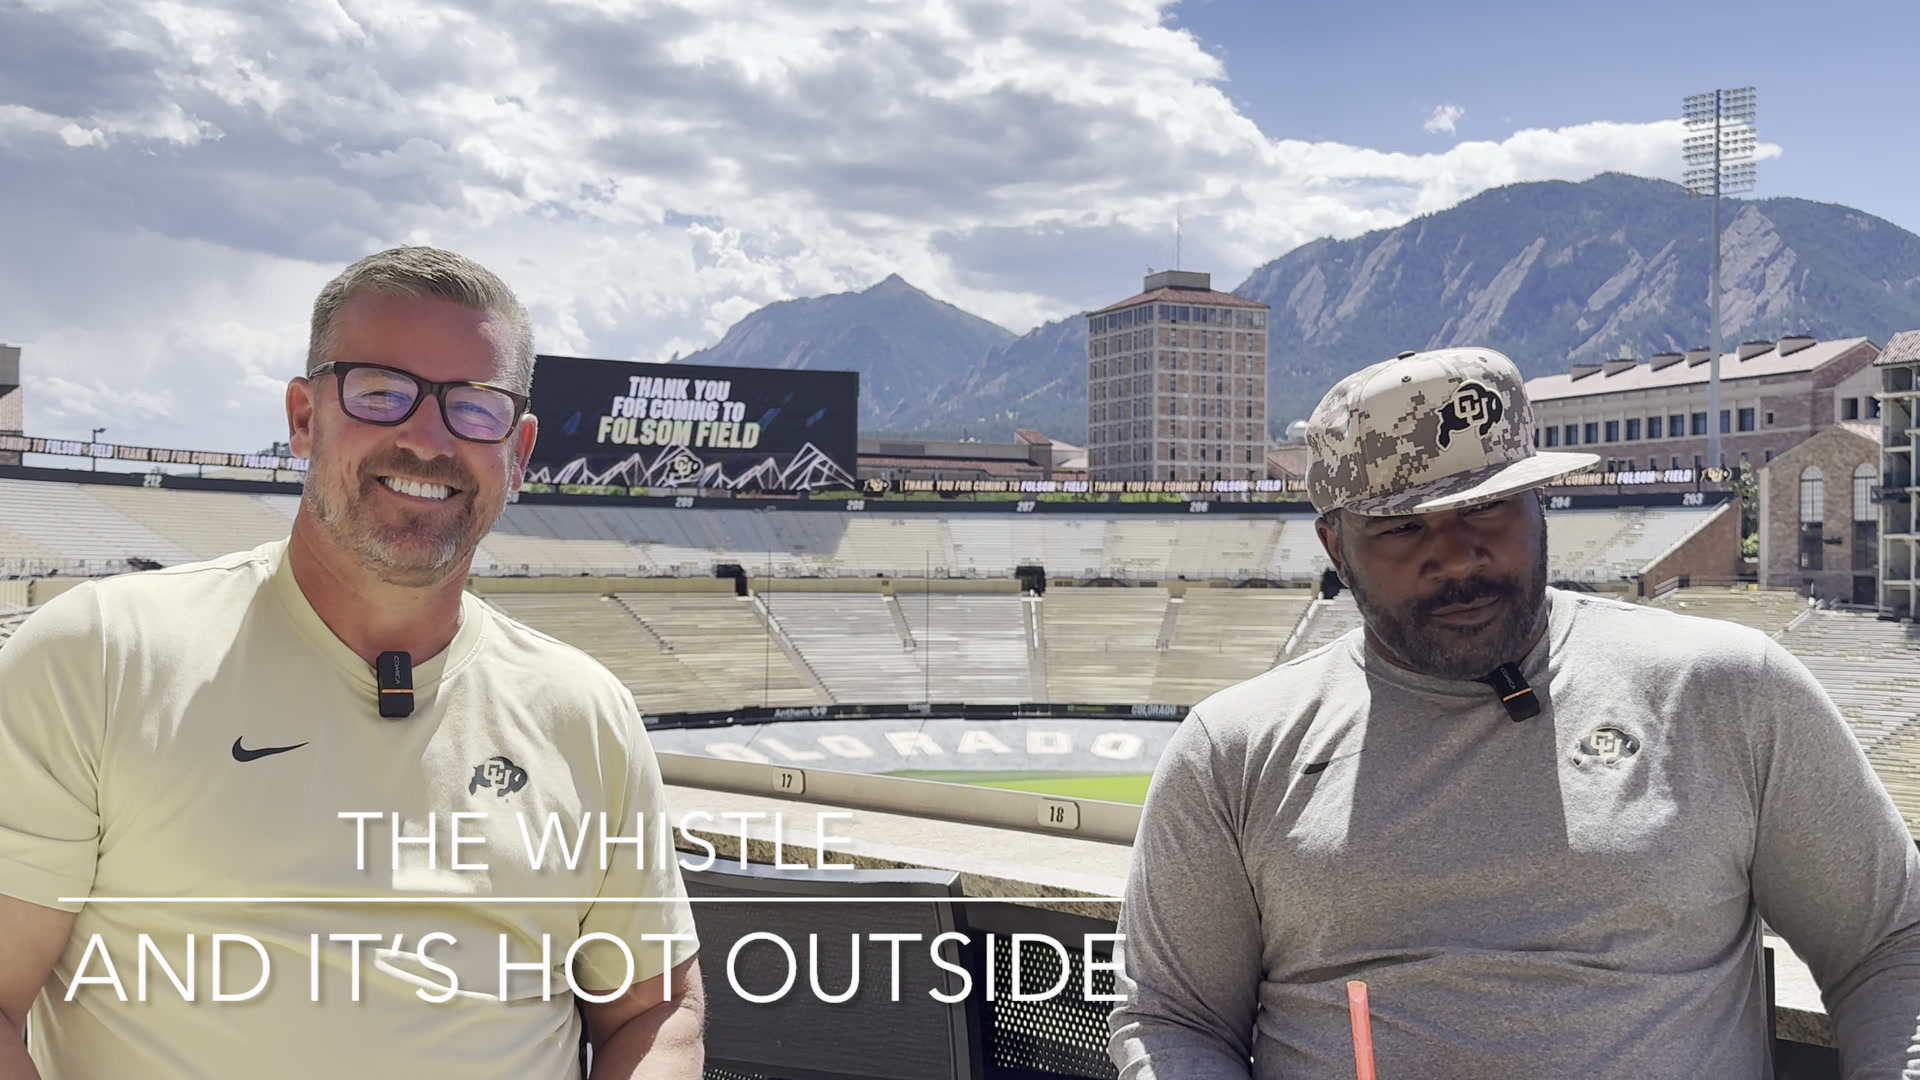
[1546,507,1720,583]
[1041,588,1168,702]
[765,592,923,702]
[1039,519,1109,578]
[1647,587,1808,637]
[1775,612,1920,752]
[618,592,822,708]
[1264,517,1331,582]
[946,519,1019,577]
[895,593,1031,703]
[835,517,953,576]
[1152,589,1315,702]
[0,479,198,568]
[1284,594,1363,660]
[483,593,721,712]
[87,485,295,560]
[1101,521,1176,577]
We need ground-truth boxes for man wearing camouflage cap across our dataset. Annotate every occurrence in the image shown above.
[1109,347,1920,1078]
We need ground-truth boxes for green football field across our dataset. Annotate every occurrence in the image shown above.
[886,770,1151,804]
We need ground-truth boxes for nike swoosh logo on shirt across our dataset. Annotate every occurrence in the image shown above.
[232,737,309,762]
[1303,750,1361,775]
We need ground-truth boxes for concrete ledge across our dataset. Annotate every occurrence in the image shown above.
[663,783,1128,922]
[467,575,736,595]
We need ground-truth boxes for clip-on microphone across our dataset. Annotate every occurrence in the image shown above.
[1480,662,1540,722]
[377,650,414,718]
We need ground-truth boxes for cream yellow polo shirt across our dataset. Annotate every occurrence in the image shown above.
[0,540,698,1079]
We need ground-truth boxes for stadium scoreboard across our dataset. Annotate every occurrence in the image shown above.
[522,356,860,494]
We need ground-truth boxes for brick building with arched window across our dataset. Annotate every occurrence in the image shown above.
[1758,423,1882,603]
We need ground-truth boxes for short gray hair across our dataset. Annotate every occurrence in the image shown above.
[307,246,536,392]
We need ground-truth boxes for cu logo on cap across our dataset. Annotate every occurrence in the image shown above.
[1437,381,1504,449]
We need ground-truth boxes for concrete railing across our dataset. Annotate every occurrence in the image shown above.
[656,751,1143,846]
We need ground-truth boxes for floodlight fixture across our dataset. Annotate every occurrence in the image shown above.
[1682,86,1760,472]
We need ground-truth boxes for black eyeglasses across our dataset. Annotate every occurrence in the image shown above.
[307,362,529,444]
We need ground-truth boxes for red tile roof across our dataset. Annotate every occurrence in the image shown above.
[1528,338,1874,402]
[859,456,1033,477]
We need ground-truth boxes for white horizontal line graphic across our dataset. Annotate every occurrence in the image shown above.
[61,896,1124,905]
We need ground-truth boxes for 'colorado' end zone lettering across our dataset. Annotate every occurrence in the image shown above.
[699,727,1150,764]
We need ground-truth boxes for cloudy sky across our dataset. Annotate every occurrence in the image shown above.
[2,0,1913,455]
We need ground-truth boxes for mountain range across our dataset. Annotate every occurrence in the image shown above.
[678,173,1920,443]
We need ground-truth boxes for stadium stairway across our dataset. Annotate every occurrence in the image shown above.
[617,592,823,709]
[1021,595,1049,701]
[894,593,1031,703]
[1262,517,1331,580]
[481,594,720,712]
[1283,594,1363,660]
[761,592,924,703]
[1040,587,1169,702]
[0,606,34,647]
[1151,588,1315,703]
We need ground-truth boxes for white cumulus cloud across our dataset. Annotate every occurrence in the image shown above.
[0,0,1732,452]
[1424,103,1465,135]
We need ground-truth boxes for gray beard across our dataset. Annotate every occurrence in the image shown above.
[303,463,494,588]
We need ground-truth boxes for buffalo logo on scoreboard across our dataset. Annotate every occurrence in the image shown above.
[664,449,704,483]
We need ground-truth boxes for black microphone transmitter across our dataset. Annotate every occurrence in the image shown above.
[377,650,414,718]
[1482,662,1540,722]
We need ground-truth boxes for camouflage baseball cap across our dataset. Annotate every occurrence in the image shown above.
[1305,347,1599,516]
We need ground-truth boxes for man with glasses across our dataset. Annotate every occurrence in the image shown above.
[0,247,705,1078]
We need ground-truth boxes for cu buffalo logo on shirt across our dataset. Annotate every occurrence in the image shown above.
[1576,727,1641,767]
[1436,380,1503,450]
[470,755,529,797]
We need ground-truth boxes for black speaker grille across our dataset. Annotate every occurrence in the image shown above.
[982,936,1119,1079]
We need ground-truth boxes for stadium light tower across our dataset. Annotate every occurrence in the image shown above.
[1683,86,1757,473]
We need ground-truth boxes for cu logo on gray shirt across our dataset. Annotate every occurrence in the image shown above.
[1576,726,1641,766]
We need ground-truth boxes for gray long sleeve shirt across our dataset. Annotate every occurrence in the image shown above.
[1110,588,1920,1078]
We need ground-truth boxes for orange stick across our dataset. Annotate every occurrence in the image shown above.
[1346,980,1377,1080]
